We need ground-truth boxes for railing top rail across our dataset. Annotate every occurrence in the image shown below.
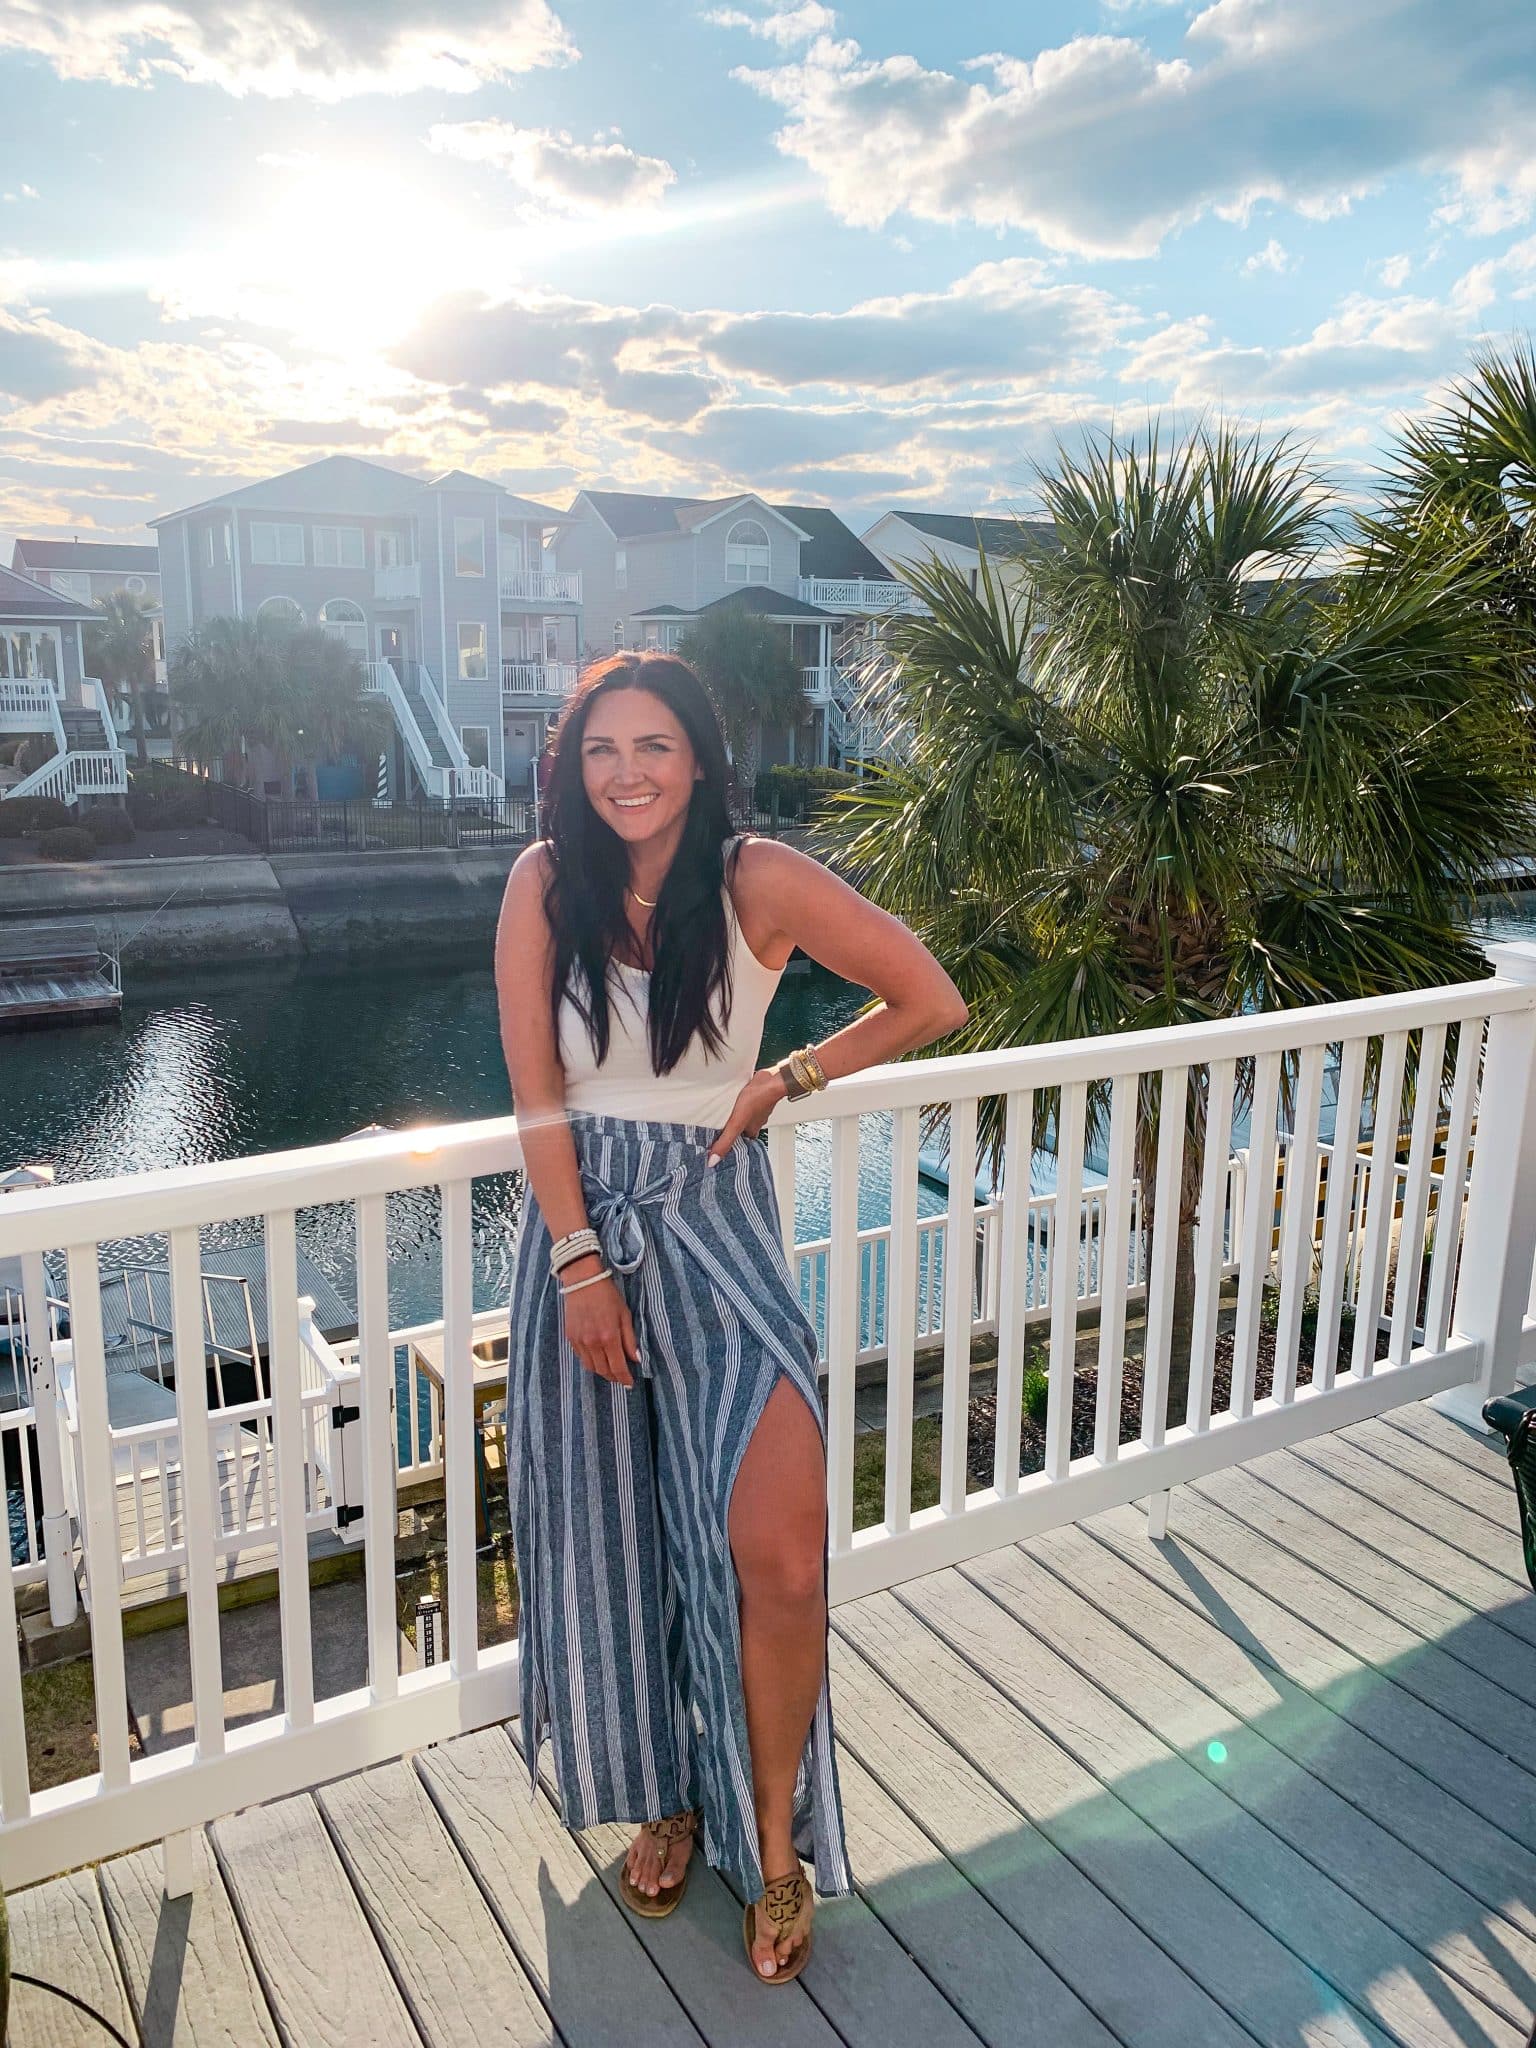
[1,965,1523,1255]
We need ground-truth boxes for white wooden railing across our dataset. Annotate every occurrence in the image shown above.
[797,576,927,614]
[500,568,581,604]
[5,949,1536,1892]
[373,561,421,603]
[501,660,580,696]
[0,676,61,730]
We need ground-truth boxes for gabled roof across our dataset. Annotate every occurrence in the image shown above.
[576,487,834,554]
[11,538,159,574]
[631,586,835,623]
[154,454,575,530]
[776,505,890,582]
[879,510,1058,558]
[0,563,97,623]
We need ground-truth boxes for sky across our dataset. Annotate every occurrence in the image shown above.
[0,0,1534,544]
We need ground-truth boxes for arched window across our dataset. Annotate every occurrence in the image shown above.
[256,595,304,630]
[319,597,367,656]
[725,518,770,585]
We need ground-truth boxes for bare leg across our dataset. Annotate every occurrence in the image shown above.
[729,1376,826,1977]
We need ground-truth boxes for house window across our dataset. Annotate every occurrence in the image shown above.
[458,623,488,680]
[0,629,60,683]
[454,518,485,578]
[319,598,368,656]
[376,529,406,569]
[615,548,627,591]
[51,571,91,600]
[251,522,304,566]
[543,618,560,662]
[313,525,365,569]
[201,527,216,568]
[725,519,770,584]
[612,620,626,651]
[256,595,305,630]
[460,724,490,770]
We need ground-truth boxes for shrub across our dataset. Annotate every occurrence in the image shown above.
[13,736,50,778]
[82,807,135,846]
[0,795,71,838]
[752,763,857,820]
[36,825,96,862]
[0,738,20,766]
[1021,1363,1051,1428]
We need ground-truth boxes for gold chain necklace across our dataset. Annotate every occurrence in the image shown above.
[629,884,659,908]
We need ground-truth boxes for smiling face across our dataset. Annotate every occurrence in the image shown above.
[579,685,701,851]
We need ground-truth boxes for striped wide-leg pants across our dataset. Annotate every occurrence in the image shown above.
[506,1112,852,1902]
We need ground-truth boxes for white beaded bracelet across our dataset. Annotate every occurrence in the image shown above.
[559,1266,613,1297]
[550,1229,600,1274]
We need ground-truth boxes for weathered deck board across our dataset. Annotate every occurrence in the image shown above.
[1378,1405,1515,1477]
[837,1588,1393,2048]
[1192,1463,1536,1703]
[900,1567,1523,2048]
[316,1759,557,2047]
[415,1724,705,2047]
[5,1865,137,2048]
[1040,1514,1536,1937]
[827,1630,1253,2048]
[97,1828,281,2047]
[1134,1481,1536,1790]
[1333,1419,1518,1526]
[7,1400,1535,2048]
[211,1792,422,2048]
[963,1537,1536,2029]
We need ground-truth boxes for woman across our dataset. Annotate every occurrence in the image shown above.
[494,652,966,1983]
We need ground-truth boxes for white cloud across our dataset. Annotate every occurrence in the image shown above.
[0,0,575,97]
[427,121,675,215]
[706,2,835,45]
[732,0,1536,257]
[1242,238,1292,276]
[1375,253,1413,288]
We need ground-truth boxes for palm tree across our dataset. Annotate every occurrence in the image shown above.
[87,589,155,766]
[172,615,387,789]
[675,605,807,800]
[818,423,1536,1420]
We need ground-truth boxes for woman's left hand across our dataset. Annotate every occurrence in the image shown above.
[706,1069,788,1166]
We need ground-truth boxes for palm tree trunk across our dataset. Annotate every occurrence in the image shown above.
[130,679,149,767]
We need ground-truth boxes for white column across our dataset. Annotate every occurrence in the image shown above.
[1438,940,1536,1427]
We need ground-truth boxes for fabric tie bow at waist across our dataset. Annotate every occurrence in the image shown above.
[574,1167,684,1378]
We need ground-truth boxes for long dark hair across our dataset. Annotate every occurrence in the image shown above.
[543,652,739,1073]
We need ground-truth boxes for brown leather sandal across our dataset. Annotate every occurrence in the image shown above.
[619,1809,699,1919]
[743,1866,813,1984]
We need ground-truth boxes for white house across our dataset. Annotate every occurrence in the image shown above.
[862,509,1055,603]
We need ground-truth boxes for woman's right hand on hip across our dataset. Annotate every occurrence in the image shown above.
[561,1273,641,1386]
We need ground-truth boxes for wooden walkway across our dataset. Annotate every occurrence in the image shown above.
[10,1402,1536,2047]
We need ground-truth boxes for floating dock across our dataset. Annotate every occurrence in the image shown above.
[0,920,121,1027]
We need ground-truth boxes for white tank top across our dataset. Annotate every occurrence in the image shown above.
[557,885,784,1131]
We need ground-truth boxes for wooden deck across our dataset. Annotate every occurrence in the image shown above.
[10,1402,1536,2048]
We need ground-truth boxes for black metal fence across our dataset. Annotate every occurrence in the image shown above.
[194,778,536,855]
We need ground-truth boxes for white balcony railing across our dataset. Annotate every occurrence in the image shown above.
[798,575,928,614]
[5,949,1536,1890]
[502,660,581,697]
[801,665,832,698]
[500,568,581,605]
[0,676,59,730]
[374,562,421,603]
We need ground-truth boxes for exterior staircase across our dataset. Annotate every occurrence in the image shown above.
[1,678,128,807]
[362,660,503,803]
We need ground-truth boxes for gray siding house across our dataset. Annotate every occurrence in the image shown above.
[0,564,127,807]
[556,490,914,766]
[152,455,581,798]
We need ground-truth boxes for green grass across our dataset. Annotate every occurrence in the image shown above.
[851,1415,944,1531]
[21,1657,140,1793]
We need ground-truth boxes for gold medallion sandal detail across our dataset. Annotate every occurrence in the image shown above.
[744,1866,813,1984]
[619,1809,699,1919]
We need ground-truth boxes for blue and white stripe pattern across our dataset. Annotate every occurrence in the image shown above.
[507,1110,852,1902]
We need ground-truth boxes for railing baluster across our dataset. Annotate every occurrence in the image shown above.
[826,1115,860,1555]
[168,1226,226,1759]
[1390,1024,1447,1366]
[940,1095,980,1512]
[1231,1050,1281,1420]
[766,1123,797,1271]
[1424,1016,1483,1352]
[884,1106,920,1535]
[1141,1066,1189,1452]
[1274,1044,1326,1402]
[1313,1037,1369,1392]
[441,1178,478,1677]
[1094,1076,1136,1464]
[0,1502,26,1822]
[64,1242,133,1791]
[356,1194,399,1701]
[993,1088,1035,1497]
[1186,1059,1236,1432]
[263,1208,314,1729]
[1351,1029,1409,1377]
[1045,1082,1086,1482]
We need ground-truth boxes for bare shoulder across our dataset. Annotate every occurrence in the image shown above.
[729,833,822,897]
